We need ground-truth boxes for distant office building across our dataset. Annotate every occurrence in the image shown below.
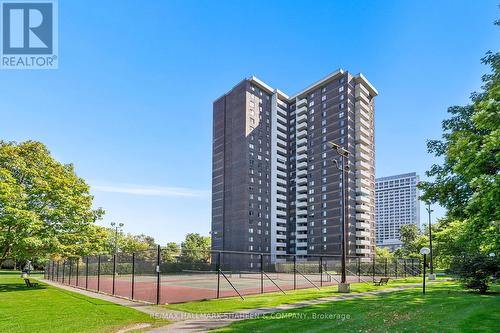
[375,173,420,251]
[211,69,378,267]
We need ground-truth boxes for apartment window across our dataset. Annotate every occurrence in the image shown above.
[322,87,327,93]
[250,101,255,107]
[249,237,253,242]
[339,112,344,118]
[309,101,314,107]
[249,143,254,149]
[340,94,345,101]
[249,228,254,234]
[321,95,327,101]
[322,186,327,192]
[338,86,344,93]
[340,103,345,109]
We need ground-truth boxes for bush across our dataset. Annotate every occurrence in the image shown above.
[449,253,499,294]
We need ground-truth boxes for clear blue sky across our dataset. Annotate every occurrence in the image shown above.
[1,1,498,244]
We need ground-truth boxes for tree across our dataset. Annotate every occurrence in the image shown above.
[375,247,394,259]
[418,51,500,255]
[395,224,428,258]
[162,242,181,262]
[0,141,105,264]
[449,253,499,294]
[180,233,211,263]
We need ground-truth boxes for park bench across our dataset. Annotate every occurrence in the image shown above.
[24,278,39,288]
[373,277,390,286]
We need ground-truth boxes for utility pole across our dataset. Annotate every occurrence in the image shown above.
[111,222,124,254]
[425,204,434,277]
[329,141,350,292]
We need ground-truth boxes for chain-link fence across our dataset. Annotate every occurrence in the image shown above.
[45,248,420,304]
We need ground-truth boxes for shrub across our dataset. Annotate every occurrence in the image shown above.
[449,253,499,294]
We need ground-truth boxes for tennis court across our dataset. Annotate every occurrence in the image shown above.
[44,249,421,304]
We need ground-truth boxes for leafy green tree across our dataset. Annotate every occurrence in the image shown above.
[162,242,180,262]
[375,247,394,259]
[449,253,499,294]
[394,224,428,258]
[419,51,500,255]
[0,141,105,264]
[180,233,211,263]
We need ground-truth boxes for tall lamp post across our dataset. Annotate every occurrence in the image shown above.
[425,204,435,280]
[328,141,350,293]
[420,247,430,295]
[111,222,124,255]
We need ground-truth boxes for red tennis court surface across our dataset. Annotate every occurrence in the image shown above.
[51,272,386,304]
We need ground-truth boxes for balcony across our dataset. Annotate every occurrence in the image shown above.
[356,169,371,180]
[296,217,308,224]
[296,121,307,131]
[296,185,307,193]
[276,233,287,240]
[356,204,370,213]
[277,145,287,156]
[296,193,307,201]
[356,213,371,221]
[277,130,287,141]
[356,195,370,204]
[297,169,307,177]
[296,225,308,232]
[296,200,308,209]
[356,186,370,196]
[277,121,287,133]
[356,239,371,246]
[296,136,307,147]
[356,230,370,238]
[276,193,287,201]
[297,129,307,139]
[297,98,307,108]
[276,112,287,125]
[356,160,371,171]
[297,145,307,155]
[296,161,308,170]
[355,88,370,104]
[355,125,371,138]
[356,143,371,155]
[356,221,370,230]
[276,201,287,209]
[355,151,371,162]
[296,177,307,185]
[356,248,371,255]
[296,112,308,123]
[276,177,287,186]
[355,102,370,121]
[355,133,371,146]
[356,178,370,188]
[277,225,287,232]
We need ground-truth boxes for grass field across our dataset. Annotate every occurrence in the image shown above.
[165,277,423,313]
[213,281,500,333]
[0,270,165,333]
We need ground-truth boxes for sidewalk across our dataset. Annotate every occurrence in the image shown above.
[41,279,423,332]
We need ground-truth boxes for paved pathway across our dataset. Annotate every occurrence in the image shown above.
[41,279,423,332]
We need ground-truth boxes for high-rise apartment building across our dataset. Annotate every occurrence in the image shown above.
[375,173,420,251]
[212,69,377,266]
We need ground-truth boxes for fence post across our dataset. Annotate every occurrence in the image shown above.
[357,257,361,282]
[216,251,221,299]
[56,261,60,282]
[260,253,264,294]
[411,258,415,276]
[156,244,161,305]
[131,252,135,300]
[384,258,388,277]
[62,261,66,284]
[293,255,297,290]
[85,256,89,289]
[372,257,375,282]
[112,254,116,295]
[76,258,79,287]
[97,255,101,292]
[320,256,323,287]
[404,259,407,278]
[69,260,73,285]
[395,259,398,279]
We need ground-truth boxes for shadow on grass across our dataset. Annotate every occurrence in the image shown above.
[0,282,48,293]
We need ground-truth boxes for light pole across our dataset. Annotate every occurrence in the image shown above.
[426,203,435,280]
[420,247,430,295]
[328,141,350,292]
[110,222,124,255]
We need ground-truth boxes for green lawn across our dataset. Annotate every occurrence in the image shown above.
[0,270,166,333]
[165,277,424,313]
[214,282,500,333]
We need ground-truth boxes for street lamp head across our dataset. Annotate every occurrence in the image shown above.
[420,247,430,255]
[489,253,495,257]
[111,222,116,227]
[119,223,124,227]
[328,141,339,150]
